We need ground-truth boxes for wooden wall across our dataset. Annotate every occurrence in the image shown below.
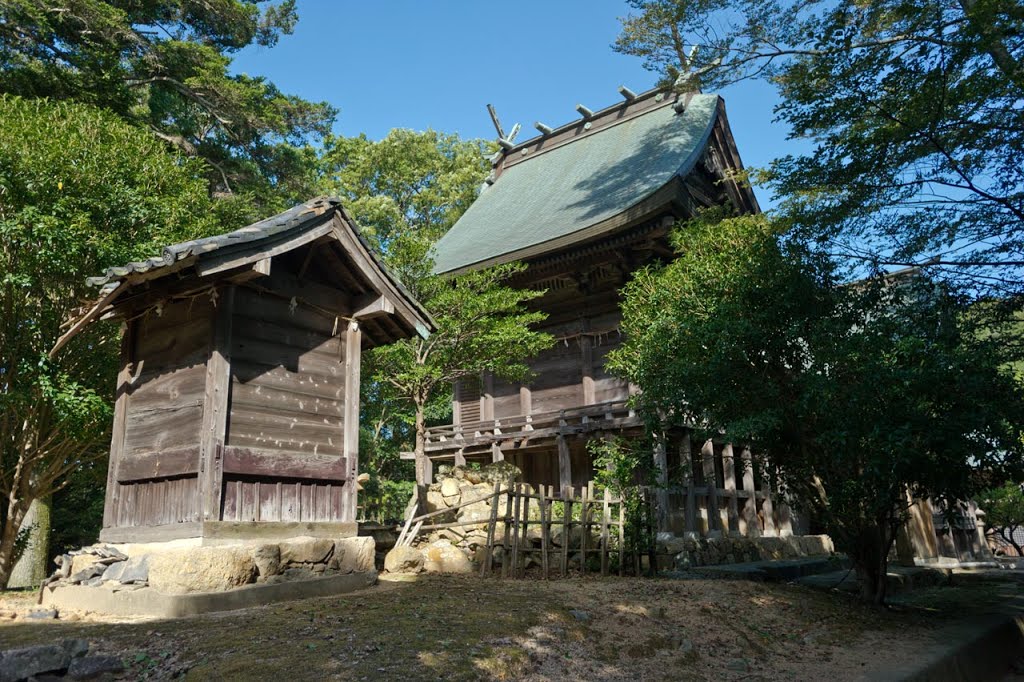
[227,287,345,456]
[108,298,213,528]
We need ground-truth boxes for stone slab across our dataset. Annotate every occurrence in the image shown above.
[42,571,377,618]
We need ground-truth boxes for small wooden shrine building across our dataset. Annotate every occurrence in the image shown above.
[68,198,433,543]
[412,87,795,537]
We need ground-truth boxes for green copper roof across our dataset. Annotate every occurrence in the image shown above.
[432,93,720,274]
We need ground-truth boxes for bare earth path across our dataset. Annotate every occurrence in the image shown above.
[0,573,1019,680]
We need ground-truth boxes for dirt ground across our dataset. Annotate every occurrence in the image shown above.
[0,573,1020,681]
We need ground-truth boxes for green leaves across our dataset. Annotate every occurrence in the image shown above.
[615,0,1024,295]
[0,0,334,207]
[611,211,1024,601]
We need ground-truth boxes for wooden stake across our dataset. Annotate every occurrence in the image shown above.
[501,485,513,578]
[601,488,611,576]
[618,492,625,577]
[561,488,573,577]
[539,485,550,579]
[482,480,501,577]
[510,484,522,578]
[581,484,590,576]
[520,485,531,578]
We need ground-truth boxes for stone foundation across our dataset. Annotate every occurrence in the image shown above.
[656,532,835,570]
[41,536,376,615]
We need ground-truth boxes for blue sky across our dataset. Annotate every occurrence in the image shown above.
[232,0,797,207]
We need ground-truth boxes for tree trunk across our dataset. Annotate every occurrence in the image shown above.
[0,495,32,590]
[413,400,431,486]
[7,496,51,589]
[852,521,894,605]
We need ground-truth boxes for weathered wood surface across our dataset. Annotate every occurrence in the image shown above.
[221,478,344,523]
[222,446,348,481]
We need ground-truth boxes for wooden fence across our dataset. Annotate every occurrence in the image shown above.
[396,481,661,578]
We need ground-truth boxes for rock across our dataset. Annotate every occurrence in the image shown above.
[148,547,256,595]
[569,609,591,622]
[99,560,126,582]
[453,466,466,480]
[92,546,127,561]
[282,566,318,581]
[117,556,150,584]
[480,460,521,486]
[70,554,102,576]
[678,639,695,655]
[252,545,282,578]
[384,546,423,574]
[423,540,473,574]
[0,639,88,681]
[331,537,375,574]
[68,654,125,680]
[68,562,106,584]
[425,490,448,513]
[279,537,334,565]
[356,472,371,484]
[0,611,15,620]
[464,470,482,485]
[56,555,72,580]
[726,659,749,672]
[440,477,461,503]
[26,608,59,620]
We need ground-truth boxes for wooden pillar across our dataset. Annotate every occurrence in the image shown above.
[519,385,532,418]
[557,433,572,498]
[701,439,719,535]
[682,432,697,535]
[415,454,433,487]
[740,446,759,537]
[491,443,503,462]
[454,449,467,467]
[761,460,777,537]
[722,443,739,535]
[200,285,234,522]
[341,319,362,522]
[581,333,595,406]
[653,436,669,532]
[102,320,134,529]
[483,371,494,421]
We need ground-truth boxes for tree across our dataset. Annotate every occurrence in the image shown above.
[615,0,1024,295]
[0,0,334,207]
[608,211,1024,603]
[321,130,552,486]
[371,264,552,482]
[0,95,241,587]
[979,482,1024,556]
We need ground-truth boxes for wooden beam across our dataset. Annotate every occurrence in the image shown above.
[351,293,396,320]
[557,433,572,497]
[50,280,129,358]
[116,447,201,482]
[102,321,135,529]
[226,257,271,283]
[341,320,361,522]
[200,285,234,522]
[222,446,348,481]
[196,221,334,278]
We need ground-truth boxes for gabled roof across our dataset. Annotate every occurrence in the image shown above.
[431,89,734,275]
[53,198,434,356]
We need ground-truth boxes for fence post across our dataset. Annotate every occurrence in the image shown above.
[482,480,501,577]
[562,488,573,577]
[601,488,611,576]
[539,485,550,579]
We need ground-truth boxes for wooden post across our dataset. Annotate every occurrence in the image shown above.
[581,334,595,405]
[682,432,697,536]
[454,449,466,467]
[761,460,777,537]
[557,433,572,497]
[483,371,495,421]
[482,480,501,577]
[561,488,572,577]
[701,439,719,535]
[519,485,531,578]
[491,442,503,462]
[740,446,758,536]
[102,321,134,529]
[539,485,550,579]
[339,319,360,520]
[617,492,625,577]
[519,385,532,417]
[601,488,611,576]
[653,437,669,532]
[416,454,434,487]
[501,486,514,578]
[200,285,235,522]
[509,484,522,578]
[722,443,739,535]
[580,484,590,576]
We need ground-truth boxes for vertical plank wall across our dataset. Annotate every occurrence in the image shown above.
[222,287,349,522]
[109,297,214,528]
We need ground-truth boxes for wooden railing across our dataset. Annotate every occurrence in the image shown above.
[418,399,642,454]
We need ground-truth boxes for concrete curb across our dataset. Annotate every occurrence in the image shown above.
[41,570,378,618]
[868,614,1024,681]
